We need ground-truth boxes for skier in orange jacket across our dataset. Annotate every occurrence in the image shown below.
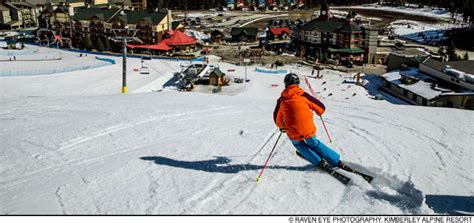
[273,73,346,169]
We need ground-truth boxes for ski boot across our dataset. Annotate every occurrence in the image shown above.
[317,159,332,172]
[337,161,354,172]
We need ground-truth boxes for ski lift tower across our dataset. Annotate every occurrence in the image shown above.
[111,11,143,93]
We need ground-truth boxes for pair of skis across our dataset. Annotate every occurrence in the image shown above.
[323,162,374,185]
[296,151,373,185]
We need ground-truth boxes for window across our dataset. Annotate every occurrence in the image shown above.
[403,89,408,96]
[422,98,427,106]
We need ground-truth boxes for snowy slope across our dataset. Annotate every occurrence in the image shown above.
[388,20,455,45]
[1,47,473,215]
[335,4,454,21]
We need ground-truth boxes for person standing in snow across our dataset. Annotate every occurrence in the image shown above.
[273,73,347,170]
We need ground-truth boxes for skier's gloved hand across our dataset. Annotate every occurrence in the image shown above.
[280,128,287,133]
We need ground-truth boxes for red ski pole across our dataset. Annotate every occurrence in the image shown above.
[320,116,333,143]
[256,131,283,182]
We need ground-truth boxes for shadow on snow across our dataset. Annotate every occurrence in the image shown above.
[141,157,473,214]
[425,195,474,215]
[362,75,411,105]
[140,156,313,174]
[366,180,425,214]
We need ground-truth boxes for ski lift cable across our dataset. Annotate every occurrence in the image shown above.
[142,61,172,77]
[156,58,181,72]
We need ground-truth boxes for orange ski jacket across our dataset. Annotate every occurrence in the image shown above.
[273,84,326,141]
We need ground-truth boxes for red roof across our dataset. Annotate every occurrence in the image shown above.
[162,30,197,46]
[269,27,292,36]
[127,42,172,51]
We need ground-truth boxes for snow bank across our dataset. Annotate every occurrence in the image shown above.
[389,20,452,45]
[0,46,114,77]
[185,30,210,41]
[339,4,453,21]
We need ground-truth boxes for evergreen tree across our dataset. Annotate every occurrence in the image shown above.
[78,37,86,50]
[447,39,457,61]
[438,46,446,57]
[103,37,111,51]
[83,35,93,51]
[464,51,469,61]
[96,38,105,52]
[322,51,328,63]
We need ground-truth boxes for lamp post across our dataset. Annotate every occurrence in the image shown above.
[111,11,141,94]
[122,36,127,93]
[122,11,128,93]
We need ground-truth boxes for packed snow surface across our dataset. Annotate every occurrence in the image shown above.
[1,45,473,215]
[388,20,455,45]
[337,4,454,21]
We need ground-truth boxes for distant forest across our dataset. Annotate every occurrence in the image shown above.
[147,0,473,24]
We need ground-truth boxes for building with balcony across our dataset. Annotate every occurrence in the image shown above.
[1,1,40,29]
[0,4,17,29]
[231,27,258,42]
[40,5,173,50]
[294,1,377,64]
[380,58,474,110]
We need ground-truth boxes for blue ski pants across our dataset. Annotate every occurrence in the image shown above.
[291,135,340,167]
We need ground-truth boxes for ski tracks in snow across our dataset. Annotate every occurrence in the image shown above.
[290,94,436,213]
[1,106,235,189]
[57,106,234,153]
[225,130,284,213]
[340,167,428,214]
[180,129,281,214]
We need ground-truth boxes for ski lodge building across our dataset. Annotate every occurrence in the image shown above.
[40,2,173,47]
[294,1,377,64]
[381,58,474,110]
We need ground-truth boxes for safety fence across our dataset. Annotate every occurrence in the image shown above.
[0,58,112,77]
[95,56,116,65]
[255,68,288,74]
[0,47,36,56]
[66,48,206,62]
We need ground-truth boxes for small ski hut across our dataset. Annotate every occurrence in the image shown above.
[209,67,226,86]
[211,30,225,44]
[231,27,258,42]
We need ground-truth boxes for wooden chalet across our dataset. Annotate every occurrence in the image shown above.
[210,30,225,44]
[231,27,258,42]
[209,67,226,86]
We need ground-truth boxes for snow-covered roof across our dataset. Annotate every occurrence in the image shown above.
[440,92,474,96]
[382,69,447,100]
[422,58,474,75]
